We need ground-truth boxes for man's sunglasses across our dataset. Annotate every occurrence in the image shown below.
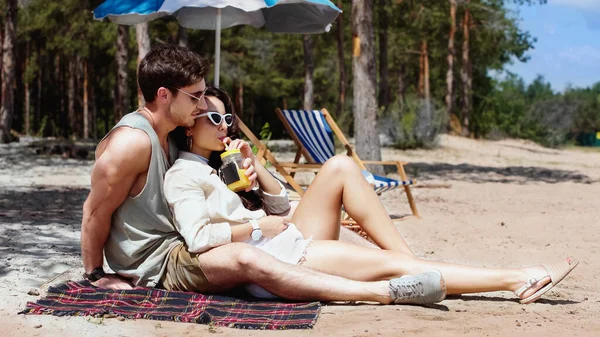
[171,87,207,106]
[197,111,234,127]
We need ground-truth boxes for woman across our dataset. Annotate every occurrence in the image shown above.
[163,85,577,304]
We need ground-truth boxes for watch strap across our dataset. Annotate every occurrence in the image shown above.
[83,267,106,282]
[249,219,262,241]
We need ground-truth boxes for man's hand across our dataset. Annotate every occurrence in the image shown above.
[91,274,134,290]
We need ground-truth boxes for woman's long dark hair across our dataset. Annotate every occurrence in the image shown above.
[171,84,264,211]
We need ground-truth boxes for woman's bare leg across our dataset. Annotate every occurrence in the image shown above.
[292,155,413,253]
[302,240,550,298]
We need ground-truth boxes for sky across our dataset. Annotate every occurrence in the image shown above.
[502,0,600,91]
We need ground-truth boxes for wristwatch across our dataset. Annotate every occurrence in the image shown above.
[83,267,106,282]
[249,219,262,241]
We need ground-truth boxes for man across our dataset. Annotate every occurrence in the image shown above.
[80,45,445,305]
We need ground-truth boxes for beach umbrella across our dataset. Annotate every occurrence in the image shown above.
[93,0,341,85]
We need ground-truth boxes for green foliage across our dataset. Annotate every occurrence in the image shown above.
[381,95,446,149]
[483,74,600,147]
[259,122,273,141]
[6,0,597,150]
[251,123,273,168]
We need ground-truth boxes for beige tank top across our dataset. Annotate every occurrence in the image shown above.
[100,112,180,287]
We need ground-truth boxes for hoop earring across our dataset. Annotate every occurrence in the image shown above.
[187,136,192,151]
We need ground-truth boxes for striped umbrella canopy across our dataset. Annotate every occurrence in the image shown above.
[93,0,341,85]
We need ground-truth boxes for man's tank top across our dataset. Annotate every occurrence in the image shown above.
[100,112,181,287]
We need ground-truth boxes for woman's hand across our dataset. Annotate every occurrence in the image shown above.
[223,138,258,192]
[257,215,289,238]
[241,157,258,192]
[223,138,255,163]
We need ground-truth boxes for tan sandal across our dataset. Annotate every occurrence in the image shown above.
[515,257,579,304]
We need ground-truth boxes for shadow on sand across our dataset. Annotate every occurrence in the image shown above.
[0,187,89,278]
[405,162,596,184]
[447,294,580,305]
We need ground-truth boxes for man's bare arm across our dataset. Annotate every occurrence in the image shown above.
[81,128,151,288]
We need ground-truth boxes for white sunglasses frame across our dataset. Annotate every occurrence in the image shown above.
[197,111,234,126]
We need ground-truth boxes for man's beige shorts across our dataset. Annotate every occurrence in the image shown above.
[160,242,222,293]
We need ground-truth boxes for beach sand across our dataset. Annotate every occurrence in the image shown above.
[1,135,599,336]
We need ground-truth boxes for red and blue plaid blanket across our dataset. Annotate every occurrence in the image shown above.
[19,280,320,330]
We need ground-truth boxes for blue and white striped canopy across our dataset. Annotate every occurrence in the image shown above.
[93,0,341,34]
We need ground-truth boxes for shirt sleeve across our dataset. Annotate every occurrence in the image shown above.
[164,167,232,253]
[260,179,291,215]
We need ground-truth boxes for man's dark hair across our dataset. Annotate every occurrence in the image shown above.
[138,44,210,103]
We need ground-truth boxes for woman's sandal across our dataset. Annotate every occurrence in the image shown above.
[515,257,579,304]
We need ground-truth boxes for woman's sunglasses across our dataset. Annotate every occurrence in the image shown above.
[197,111,234,127]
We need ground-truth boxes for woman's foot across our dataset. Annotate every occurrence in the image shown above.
[513,258,578,304]
[389,269,447,305]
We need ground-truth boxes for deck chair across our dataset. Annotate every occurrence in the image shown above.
[274,108,419,219]
[237,109,419,241]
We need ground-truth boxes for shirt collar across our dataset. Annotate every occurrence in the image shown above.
[178,151,216,174]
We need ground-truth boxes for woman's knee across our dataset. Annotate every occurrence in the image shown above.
[322,155,358,176]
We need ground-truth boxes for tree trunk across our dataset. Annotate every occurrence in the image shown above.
[418,41,427,99]
[351,0,382,173]
[461,4,472,136]
[60,56,69,138]
[234,81,243,118]
[446,0,457,125]
[423,40,430,102]
[377,0,389,111]
[35,51,42,134]
[136,23,151,107]
[397,65,406,108]
[116,25,130,124]
[83,61,89,139]
[90,68,97,139]
[423,40,432,126]
[54,54,62,137]
[67,58,76,139]
[302,34,314,110]
[336,0,346,117]
[178,25,189,48]
[75,56,84,137]
[0,15,3,100]
[0,0,17,143]
[24,41,30,135]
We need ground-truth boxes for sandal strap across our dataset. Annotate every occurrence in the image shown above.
[514,277,540,297]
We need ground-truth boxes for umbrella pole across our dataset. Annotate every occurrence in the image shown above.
[214,8,221,86]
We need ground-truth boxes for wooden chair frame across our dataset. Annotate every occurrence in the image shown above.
[274,108,419,219]
[237,110,419,242]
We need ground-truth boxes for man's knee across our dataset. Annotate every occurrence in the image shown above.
[235,246,276,277]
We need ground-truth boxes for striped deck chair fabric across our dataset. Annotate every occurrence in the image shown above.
[280,109,415,196]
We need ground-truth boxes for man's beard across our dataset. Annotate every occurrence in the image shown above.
[167,106,194,127]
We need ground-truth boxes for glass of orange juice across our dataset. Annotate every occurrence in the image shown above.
[219,149,251,192]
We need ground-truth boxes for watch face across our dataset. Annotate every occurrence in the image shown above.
[251,229,262,241]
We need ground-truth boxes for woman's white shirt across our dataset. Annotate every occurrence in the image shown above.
[163,151,290,254]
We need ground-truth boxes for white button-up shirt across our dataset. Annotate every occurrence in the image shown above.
[164,151,290,254]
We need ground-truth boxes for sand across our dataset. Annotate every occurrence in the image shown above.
[1,135,599,336]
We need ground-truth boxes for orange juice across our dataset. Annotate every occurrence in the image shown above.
[226,169,251,192]
[219,149,252,192]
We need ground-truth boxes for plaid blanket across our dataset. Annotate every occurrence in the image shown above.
[19,280,320,330]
